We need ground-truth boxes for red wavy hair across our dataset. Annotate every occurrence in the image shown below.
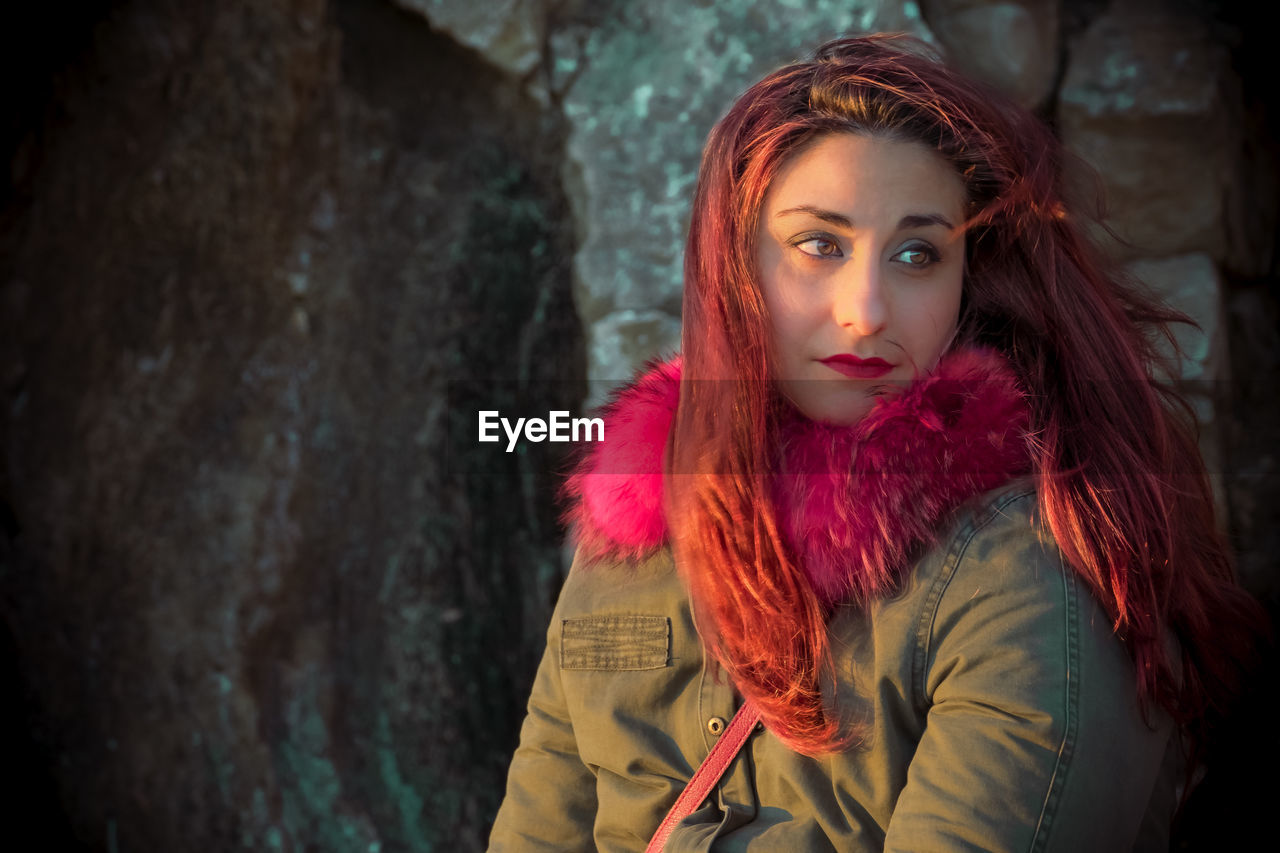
[667,34,1264,754]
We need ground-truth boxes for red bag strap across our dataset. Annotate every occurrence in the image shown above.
[645,700,762,853]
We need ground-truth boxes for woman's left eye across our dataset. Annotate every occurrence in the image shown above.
[891,243,941,268]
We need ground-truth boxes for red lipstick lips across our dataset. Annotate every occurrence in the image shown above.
[819,354,894,379]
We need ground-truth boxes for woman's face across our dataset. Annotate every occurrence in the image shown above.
[756,133,967,425]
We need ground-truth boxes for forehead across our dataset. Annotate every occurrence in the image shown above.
[763,133,966,219]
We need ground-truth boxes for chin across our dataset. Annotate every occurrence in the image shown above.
[793,394,874,426]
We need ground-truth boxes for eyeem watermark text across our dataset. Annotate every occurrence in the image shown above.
[478,410,604,452]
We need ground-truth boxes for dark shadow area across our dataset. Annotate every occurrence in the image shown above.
[0,518,93,851]
[2,0,582,848]
[1172,2,1280,850]
[2,3,121,849]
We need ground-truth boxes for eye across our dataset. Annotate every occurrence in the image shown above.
[792,235,843,258]
[891,242,941,268]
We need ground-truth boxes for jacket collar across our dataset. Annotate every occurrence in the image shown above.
[564,348,1032,603]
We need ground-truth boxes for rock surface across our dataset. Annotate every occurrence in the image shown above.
[1125,253,1222,383]
[1,0,580,848]
[410,0,934,387]
[1058,0,1272,277]
[561,0,933,386]
[393,0,544,77]
[1125,253,1226,524]
[922,0,1059,109]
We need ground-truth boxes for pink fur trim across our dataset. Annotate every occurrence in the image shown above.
[774,348,1032,602]
[561,356,681,562]
[565,349,1031,601]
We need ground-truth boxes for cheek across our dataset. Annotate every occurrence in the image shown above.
[761,273,812,357]
[904,276,963,354]
[771,300,820,366]
[932,281,963,331]
[766,309,796,366]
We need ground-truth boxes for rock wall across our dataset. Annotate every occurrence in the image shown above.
[2,0,580,849]
[1,0,1275,850]
[412,0,1280,592]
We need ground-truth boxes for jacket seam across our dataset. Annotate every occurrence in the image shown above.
[912,488,1037,708]
[1029,550,1079,852]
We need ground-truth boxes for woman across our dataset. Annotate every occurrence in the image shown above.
[487,35,1262,852]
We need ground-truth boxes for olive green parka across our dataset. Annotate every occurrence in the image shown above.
[488,353,1181,852]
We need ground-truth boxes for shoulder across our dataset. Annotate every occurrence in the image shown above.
[549,547,695,686]
[940,481,1044,562]
[923,482,1175,782]
[880,482,1080,701]
[919,481,1060,618]
[913,483,1085,679]
[554,546,682,620]
[887,484,1178,851]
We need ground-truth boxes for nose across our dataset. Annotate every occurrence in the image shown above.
[832,256,888,336]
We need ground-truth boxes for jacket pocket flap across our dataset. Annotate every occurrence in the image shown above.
[561,615,670,670]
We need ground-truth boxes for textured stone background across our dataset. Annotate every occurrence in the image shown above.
[1,0,1275,850]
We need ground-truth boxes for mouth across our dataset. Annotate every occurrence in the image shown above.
[818,354,894,379]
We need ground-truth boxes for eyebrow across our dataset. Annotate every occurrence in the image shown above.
[774,205,956,231]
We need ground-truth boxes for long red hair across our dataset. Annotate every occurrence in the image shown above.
[667,35,1263,754]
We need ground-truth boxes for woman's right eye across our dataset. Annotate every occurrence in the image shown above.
[793,236,843,258]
